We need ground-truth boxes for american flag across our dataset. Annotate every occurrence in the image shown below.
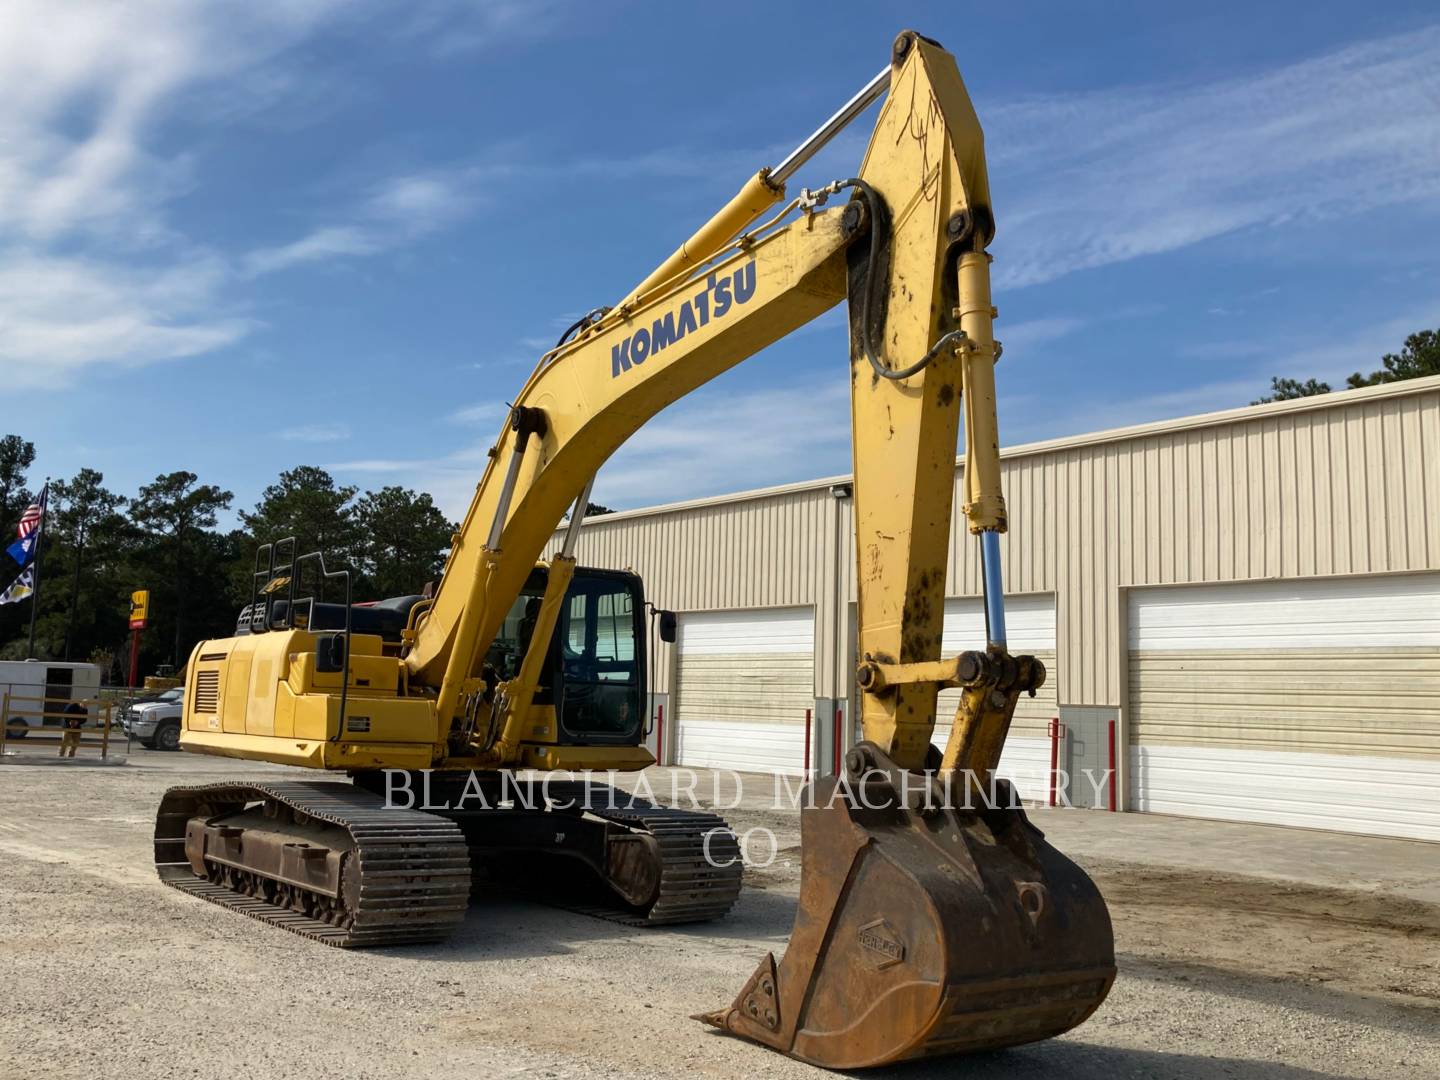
[16,489,45,539]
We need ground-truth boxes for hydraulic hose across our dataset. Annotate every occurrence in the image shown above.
[843,177,967,381]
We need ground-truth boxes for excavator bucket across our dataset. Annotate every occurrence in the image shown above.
[697,745,1114,1068]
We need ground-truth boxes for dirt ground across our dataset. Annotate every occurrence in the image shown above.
[1,751,1437,1080]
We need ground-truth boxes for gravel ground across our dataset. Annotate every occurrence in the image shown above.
[1,751,1437,1080]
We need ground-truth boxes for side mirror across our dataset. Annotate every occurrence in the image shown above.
[658,610,677,644]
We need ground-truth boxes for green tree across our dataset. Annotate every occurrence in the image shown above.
[22,507,140,672]
[242,466,359,565]
[131,472,233,664]
[50,468,127,660]
[1346,329,1440,388]
[353,486,456,598]
[187,527,249,643]
[0,436,39,655]
[1255,327,1440,404]
[1252,376,1332,405]
[0,434,35,527]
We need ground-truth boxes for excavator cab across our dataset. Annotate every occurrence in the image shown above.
[486,565,649,745]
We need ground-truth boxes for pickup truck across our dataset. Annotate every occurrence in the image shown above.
[123,688,184,751]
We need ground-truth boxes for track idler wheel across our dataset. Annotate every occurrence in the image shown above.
[696,743,1115,1068]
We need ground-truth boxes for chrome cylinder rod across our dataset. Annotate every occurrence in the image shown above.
[487,409,546,550]
[560,474,596,559]
[980,530,1007,649]
[770,67,890,185]
[486,446,526,550]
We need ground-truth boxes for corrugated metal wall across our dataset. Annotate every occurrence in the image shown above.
[548,487,836,694]
[551,377,1440,708]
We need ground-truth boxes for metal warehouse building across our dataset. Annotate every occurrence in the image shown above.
[551,375,1440,843]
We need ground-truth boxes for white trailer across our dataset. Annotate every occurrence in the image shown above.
[0,660,103,737]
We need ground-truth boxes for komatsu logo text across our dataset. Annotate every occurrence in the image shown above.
[611,262,756,378]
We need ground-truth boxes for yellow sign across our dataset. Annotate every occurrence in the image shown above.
[129,589,149,630]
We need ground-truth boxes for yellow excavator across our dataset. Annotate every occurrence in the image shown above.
[153,31,1113,1069]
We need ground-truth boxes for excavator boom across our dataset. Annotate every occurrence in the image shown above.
[404,202,856,742]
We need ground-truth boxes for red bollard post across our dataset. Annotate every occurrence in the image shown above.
[1047,717,1062,807]
[127,627,142,688]
[803,708,812,776]
[654,704,664,766]
[833,706,843,777]
[1107,718,1117,812]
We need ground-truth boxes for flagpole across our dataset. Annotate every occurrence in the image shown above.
[26,481,48,660]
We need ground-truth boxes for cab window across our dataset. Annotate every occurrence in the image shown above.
[486,582,550,689]
[558,581,641,738]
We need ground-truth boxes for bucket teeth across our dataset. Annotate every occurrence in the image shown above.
[700,748,1115,1069]
[694,956,783,1031]
[693,953,780,1032]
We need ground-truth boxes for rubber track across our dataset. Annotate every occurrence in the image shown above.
[154,781,470,948]
[537,782,743,927]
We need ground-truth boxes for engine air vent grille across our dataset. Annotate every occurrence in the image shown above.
[193,670,220,714]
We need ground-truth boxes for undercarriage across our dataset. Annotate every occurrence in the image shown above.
[154,775,743,947]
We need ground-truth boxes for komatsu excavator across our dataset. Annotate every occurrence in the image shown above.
[153,31,1114,1069]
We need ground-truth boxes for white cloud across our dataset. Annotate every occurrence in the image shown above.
[0,1,352,386]
[327,443,490,518]
[0,2,359,244]
[396,0,568,57]
[243,226,381,276]
[0,251,249,389]
[592,381,851,507]
[448,402,509,425]
[987,25,1440,288]
[0,6,194,243]
[327,458,423,474]
[1003,378,1262,444]
[0,1,524,385]
[242,168,482,277]
[366,172,472,226]
[278,423,351,443]
[999,316,1085,353]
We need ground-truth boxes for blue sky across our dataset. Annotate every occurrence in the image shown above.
[4,1,1438,522]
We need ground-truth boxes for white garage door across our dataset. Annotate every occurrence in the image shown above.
[932,595,1057,801]
[673,607,814,776]
[1129,574,1440,842]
